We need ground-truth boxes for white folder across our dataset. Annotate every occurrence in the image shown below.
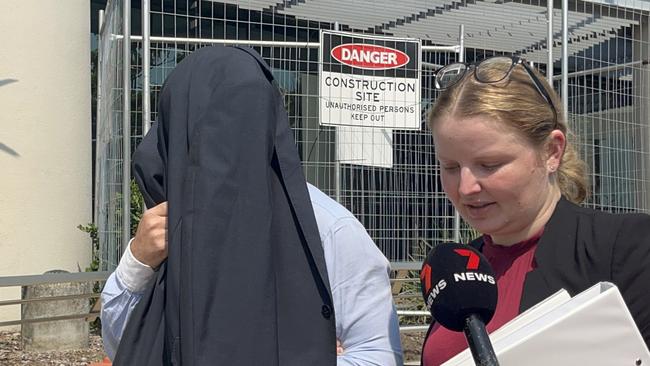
[443,282,650,366]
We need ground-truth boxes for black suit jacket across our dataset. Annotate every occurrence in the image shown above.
[113,46,336,366]
[470,197,650,346]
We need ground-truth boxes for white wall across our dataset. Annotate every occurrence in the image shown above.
[0,0,91,325]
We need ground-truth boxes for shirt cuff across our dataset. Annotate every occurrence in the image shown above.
[115,238,156,293]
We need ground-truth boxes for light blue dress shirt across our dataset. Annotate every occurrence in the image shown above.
[101,183,404,366]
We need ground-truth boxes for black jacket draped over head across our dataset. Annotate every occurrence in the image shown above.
[113,46,336,365]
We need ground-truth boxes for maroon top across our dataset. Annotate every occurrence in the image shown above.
[421,229,543,366]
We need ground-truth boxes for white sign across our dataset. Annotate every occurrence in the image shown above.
[336,126,393,168]
[319,31,421,130]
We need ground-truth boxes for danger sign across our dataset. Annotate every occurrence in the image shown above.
[319,30,421,130]
[331,44,410,70]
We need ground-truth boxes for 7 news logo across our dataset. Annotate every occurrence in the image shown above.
[421,246,496,309]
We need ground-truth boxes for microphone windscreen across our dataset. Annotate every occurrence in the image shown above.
[420,242,498,331]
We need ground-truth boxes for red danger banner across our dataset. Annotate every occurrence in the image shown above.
[331,44,410,70]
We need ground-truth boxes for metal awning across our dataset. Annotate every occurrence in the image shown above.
[215,0,646,66]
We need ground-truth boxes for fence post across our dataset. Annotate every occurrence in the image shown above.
[122,0,131,251]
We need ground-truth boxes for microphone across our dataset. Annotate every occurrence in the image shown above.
[420,243,500,366]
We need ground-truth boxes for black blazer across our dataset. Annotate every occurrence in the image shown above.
[113,46,336,366]
[470,197,650,346]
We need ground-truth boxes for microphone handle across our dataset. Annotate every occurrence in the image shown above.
[463,314,500,366]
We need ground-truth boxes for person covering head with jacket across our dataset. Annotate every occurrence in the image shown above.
[100,45,403,366]
[422,56,650,365]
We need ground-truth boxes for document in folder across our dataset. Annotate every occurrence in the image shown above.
[442,282,650,366]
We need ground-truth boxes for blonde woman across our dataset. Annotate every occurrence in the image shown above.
[423,56,650,365]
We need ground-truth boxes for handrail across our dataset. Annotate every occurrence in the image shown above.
[0,292,101,307]
[0,312,101,328]
[0,271,111,287]
[390,261,423,270]
[0,271,110,328]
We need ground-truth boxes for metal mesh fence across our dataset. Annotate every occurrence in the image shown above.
[96,0,650,270]
[562,1,650,213]
[96,0,128,271]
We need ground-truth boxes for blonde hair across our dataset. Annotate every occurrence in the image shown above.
[427,64,589,203]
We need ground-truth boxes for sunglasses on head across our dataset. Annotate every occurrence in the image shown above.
[433,56,558,128]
